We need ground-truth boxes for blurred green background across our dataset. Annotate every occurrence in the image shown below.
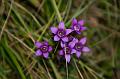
[0,0,120,79]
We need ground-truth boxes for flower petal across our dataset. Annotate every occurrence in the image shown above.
[76,31,81,34]
[48,46,52,52]
[71,49,76,54]
[58,22,65,29]
[65,54,71,63]
[71,25,74,30]
[60,42,66,48]
[76,51,81,58]
[66,29,72,35]
[81,26,87,31]
[43,52,49,58]
[82,47,90,52]
[35,41,42,48]
[59,50,64,55]
[62,37,68,42]
[43,41,48,45]
[50,27,58,34]
[72,18,77,25]
[72,38,78,43]
[69,41,75,48]
[35,49,42,56]
[79,37,87,45]
[78,20,84,26]
[54,35,60,41]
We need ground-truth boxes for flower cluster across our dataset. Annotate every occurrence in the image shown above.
[35,18,90,63]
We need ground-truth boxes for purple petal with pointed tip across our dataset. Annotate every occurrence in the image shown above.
[71,25,74,30]
[71,49,76,54]
[65,54,71,63]
[82,47,90,52]
[59,50,64,55]
[35,49,42,56]
[72,38,78,43]
[43,52,49,58]
[72,18,77,25]
[62,37,68,42]
[35,41,42,48]
[54,35,60,41]
[69,41,75,48]
[78,20,84,26]
[50,27,58,34]
[43,41,48,45]
[76,51,81,58]
[79,37,87,45]
[48,46,52,52]
[81,26,87,31]
[58,22,65,29]
[66,29,72,35]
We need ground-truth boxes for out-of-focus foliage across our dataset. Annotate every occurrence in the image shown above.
[0,0,120,79]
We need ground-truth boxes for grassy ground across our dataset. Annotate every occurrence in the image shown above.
[0,0,120,79]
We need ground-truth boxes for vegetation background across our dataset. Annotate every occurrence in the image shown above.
[0,0,120,79]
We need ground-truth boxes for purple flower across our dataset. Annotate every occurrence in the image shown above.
[70,37,90,58]
[68,35,74,42]
[50,22,72,42]
[59,42,76,63]
[71,18,87,34]
[35,41,52,58]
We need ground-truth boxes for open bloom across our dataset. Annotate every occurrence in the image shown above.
[71,18,87,34]
[35,41,52,58]
[50,22,72,42]
[70,37,90,58]
[59,42,76,63]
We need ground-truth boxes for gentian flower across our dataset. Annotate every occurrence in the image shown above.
[68,35,74,42]
[35,41,52,58]
[59,42,76,63]
[71,18,87,34]
[70,37,90,58]
[50,22,72,42]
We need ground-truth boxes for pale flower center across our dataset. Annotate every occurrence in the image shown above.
[57,29,66,37]
[75,43,82,51]
[74,25,79,31]
[40,45,48,53]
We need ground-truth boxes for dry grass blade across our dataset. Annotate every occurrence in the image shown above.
[0,0,13,40]
[73,58,84,79]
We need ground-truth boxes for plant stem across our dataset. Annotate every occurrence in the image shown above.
[73,58,84,79]
[50,0,62,22]
[49,59,62,79]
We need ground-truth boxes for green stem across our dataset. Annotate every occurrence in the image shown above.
[78,60,102,79]
[42,59,52,79]
[50,0,62,22]
[0,0,13,41]
[73,58,84,79]
[14,2,42,27]
[37,14,54,41]
[49,59,62,79]
[3,38,26,79]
